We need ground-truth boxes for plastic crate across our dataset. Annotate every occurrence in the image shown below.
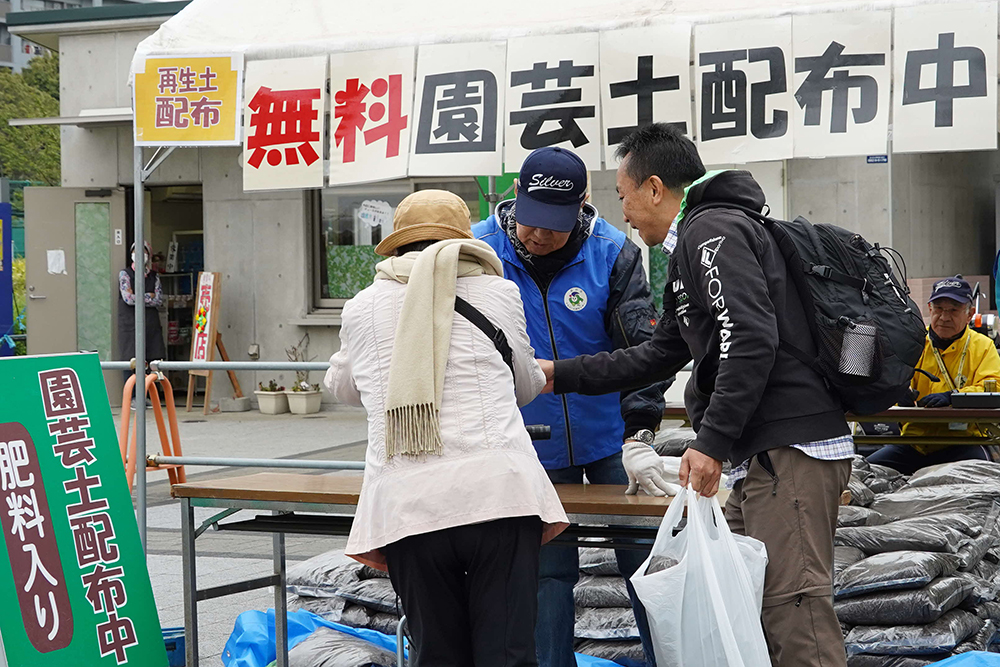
[162,627,185,667]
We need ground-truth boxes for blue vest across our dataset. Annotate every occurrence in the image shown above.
[473,215,627,469]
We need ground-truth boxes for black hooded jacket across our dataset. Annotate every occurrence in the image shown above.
[554,171,849,467]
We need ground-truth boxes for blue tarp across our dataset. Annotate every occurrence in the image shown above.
[932,653,1000,666]
[222,608,621,667]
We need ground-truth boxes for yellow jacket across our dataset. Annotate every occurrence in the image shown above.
[903,326,1000,450]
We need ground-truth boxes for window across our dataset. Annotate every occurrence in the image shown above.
[313,178,482,310]
[0,25,10,47]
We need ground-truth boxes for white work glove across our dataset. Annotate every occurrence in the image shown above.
[622,441,682,497]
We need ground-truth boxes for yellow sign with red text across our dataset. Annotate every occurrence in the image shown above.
[133,54,243,146]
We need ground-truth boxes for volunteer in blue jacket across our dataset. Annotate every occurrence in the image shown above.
[474,146,670,667]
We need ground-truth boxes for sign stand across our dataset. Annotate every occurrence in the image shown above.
[185,272,243,414]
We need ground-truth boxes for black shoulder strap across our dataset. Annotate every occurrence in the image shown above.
[454,295,516,383]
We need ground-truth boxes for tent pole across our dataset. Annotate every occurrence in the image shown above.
[133,145,147,554]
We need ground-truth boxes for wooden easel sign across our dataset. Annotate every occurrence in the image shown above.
[187,271,221,415]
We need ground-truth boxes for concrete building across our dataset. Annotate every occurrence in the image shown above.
[1,0,148,72]
[8,2,1000,409]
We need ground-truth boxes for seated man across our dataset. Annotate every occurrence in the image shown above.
[867,275,1000,474]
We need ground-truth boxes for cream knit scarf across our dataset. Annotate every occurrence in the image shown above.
[375,239,504,458]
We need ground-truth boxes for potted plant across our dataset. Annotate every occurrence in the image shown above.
[254,380,288,414]
[286,381,322,415]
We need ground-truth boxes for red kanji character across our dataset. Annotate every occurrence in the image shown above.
[190,96,222,127]
[82,563,126,614]
[157,67,178,94]
[38,369,86,419]
[177,66,199,93]
[53,431,97,469]
[247,86,321,169]
[34,590,61,642]
[70,512,119,567]
[23,543,58,592]
[363,74,408,158]
[333,78,370,163]
[199,66,218,92]
[7,488,45,540]
[155,98,176,128]
[97,612,137,665]
[63,467,109,517]
[0,439,34,491]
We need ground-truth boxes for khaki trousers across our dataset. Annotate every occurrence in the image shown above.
[726,447,852,667]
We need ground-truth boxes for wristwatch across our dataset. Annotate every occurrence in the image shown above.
[628,429,656,446]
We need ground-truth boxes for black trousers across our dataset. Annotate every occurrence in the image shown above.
[383,516,543,667]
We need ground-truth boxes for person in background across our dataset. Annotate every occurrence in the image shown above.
[118,241,165,404]
[474,146,668,667]
[868,275,1000,474]
[325,189,568,667]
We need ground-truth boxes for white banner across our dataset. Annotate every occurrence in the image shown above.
[695,17,793,165]
[504,33,602,172]
[242,56,327,191]
[329,47,415,186]
[792,12,891,158]
[409,42,507,177]
[893,2,998,154]
[600,25,693,169]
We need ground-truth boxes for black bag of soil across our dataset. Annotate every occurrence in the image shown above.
[575,607,639,640]
[289,595,347,621]
[575,639,645,665]
[287,556,362,597]
[340,604,399,636]
[835,552,961,599]
[835,523,967,556]
[336,579,399,615]
[844,609,983,656]
[287,626,397,667]
[837,547,869,578]
[653,427,695,457]
[847,656,944,667]
[835,577,973,626]
[849,478,876,507]
[952,619,997,654]
[839,506,892,529]
[906,461,1000,489]
[574,576,632,608]
[579,548,621,577]
[871,484,1000,520]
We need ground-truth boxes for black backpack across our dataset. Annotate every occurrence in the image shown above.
[687,202,927,415]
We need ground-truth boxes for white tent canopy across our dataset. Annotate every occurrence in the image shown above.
[130,0,937,75]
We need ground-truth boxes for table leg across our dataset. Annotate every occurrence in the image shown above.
[181,498,199,667]
[396,615,407,667]
[274,512,288,667]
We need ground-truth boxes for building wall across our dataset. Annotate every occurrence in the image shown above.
[787,152,998,283]
[201,148,339,404]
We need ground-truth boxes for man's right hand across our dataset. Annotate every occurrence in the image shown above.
[679,447,723,497]
[537,359,555,393]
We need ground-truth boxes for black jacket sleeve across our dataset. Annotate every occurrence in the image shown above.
[683,212,778,462]
[605,240,671,439]
[554,287,691,398]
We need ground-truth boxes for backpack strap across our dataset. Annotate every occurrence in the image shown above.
[454,295,516,383]
[686,201,874,296]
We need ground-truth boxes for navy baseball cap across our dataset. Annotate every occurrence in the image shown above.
[929,275,973,304]
[515,147,587,232]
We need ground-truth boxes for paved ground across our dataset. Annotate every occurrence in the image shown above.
[119,403,369,666]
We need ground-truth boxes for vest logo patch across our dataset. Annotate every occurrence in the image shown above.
[564,287,588,312]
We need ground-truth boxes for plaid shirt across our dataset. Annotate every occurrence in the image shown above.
[661,203,854,488]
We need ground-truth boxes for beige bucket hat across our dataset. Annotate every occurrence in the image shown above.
[374,189,474,257]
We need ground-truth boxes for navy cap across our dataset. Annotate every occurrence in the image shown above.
[515,147,587,232]
[929,275,973,304]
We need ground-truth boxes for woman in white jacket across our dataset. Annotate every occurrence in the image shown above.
[324,189,567,667]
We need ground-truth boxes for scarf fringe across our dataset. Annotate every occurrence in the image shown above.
[385,403,444,459]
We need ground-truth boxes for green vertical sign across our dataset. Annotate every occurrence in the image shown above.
[0,353,166,667]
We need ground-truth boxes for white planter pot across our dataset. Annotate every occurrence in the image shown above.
[286,390,322,415]
[254,390,289,415]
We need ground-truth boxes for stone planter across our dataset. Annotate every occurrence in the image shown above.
[286,390,322,415]
[254,390,289,414]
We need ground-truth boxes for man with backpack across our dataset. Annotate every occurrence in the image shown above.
[538,123,854,667]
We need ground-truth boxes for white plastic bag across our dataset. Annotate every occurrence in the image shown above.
[630,486,770,667]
